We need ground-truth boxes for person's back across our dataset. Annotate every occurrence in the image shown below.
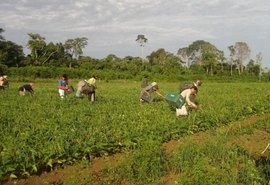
[140,82,161,103]
[180,87,197,109]
[18,83,34,95]
[176,86,198,116]
[179,82,194,93]
[179,80,202,93]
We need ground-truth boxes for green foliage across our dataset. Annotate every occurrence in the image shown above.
[104,141,169,185]
[0,80,270,182]
[0,40,25,67]
[170,141,262,185]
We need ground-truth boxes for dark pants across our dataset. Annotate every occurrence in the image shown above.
[88,91,95,102]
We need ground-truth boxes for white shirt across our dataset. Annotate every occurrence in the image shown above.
[180,89,197,108]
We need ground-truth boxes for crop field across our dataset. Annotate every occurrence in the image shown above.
[1,79,270,184]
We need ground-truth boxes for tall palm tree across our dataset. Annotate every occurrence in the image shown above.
[136,35,147,59]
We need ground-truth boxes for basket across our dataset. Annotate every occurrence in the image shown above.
[165,92,185,108]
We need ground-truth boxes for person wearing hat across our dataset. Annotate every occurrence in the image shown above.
[176,85,198,116]
[18,83,34,96]
[140,81,163,103]
[0,75,8,89]
[179,79,202,103]
[179,80,202,92]
[76,76,97,101]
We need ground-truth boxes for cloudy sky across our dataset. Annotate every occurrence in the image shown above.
[1,0,269,67]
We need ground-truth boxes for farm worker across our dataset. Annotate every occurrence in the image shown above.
[179,80,202,103]
[0,75,8,89]
[18,83,34,96]
[176,85,198,116]
[76,76,97,101]
[140,82,163,103]
[58,74,69,99]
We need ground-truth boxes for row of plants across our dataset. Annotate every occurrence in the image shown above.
[81,119,270,185]
[0,80,270,182]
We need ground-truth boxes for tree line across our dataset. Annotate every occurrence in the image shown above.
[0,28,267,80]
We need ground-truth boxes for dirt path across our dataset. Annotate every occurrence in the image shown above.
[4,113,270,185]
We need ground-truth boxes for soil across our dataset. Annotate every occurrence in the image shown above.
[3,113,270,185]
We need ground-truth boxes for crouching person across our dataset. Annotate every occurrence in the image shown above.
[18,83,34,96]
[76,77,97,102]
[140,82,163,103]
[176,85,198,116]
[0,75,8,90]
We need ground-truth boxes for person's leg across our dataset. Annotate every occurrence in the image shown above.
[176,105,188,116]
[90,91,95,102]
[19,90,25,96]
[76,89,82,97]
[59,89,65,99]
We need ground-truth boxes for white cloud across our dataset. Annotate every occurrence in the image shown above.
[0,0,270,67]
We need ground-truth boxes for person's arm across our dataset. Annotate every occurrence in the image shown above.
[185,90,197,108]
[155,91,164,98]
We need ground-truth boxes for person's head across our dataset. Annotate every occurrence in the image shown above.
[28,83,33,87]
[195,80,202,86]
[190,85,198,94]
[3,75,7,79]
[151,82,159,90]
[62,74,68,81]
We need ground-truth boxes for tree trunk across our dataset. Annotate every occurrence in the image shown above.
[42,51,57,65]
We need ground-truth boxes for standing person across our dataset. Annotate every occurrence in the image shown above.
[18,83,34,96]
[0,75,8,90]
[58,74,69,99]
[140,82,163,103]
[176,86,198,116]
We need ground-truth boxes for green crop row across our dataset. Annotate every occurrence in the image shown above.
[0,80,270,180]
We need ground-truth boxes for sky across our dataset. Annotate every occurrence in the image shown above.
[0,0,270,68]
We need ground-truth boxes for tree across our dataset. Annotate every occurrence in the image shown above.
[233,42,251,75]
[246,59,259,76]
[27,33,46,65]
[228,45,236,76]
[147,48,167,65]
[136,34,147,59]
[201,49,217,76]
[64,37,88,59]
[64,37,88,68]
[177,47,190,69]
[256,52,263,81]
[182,40,222,74]
[0,28,5,41]
[0,40,25,67]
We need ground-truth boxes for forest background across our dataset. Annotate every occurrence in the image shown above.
[0,28,269,82]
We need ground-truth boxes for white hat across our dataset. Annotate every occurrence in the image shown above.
[151,82,157,86]
[3,75,7,78]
